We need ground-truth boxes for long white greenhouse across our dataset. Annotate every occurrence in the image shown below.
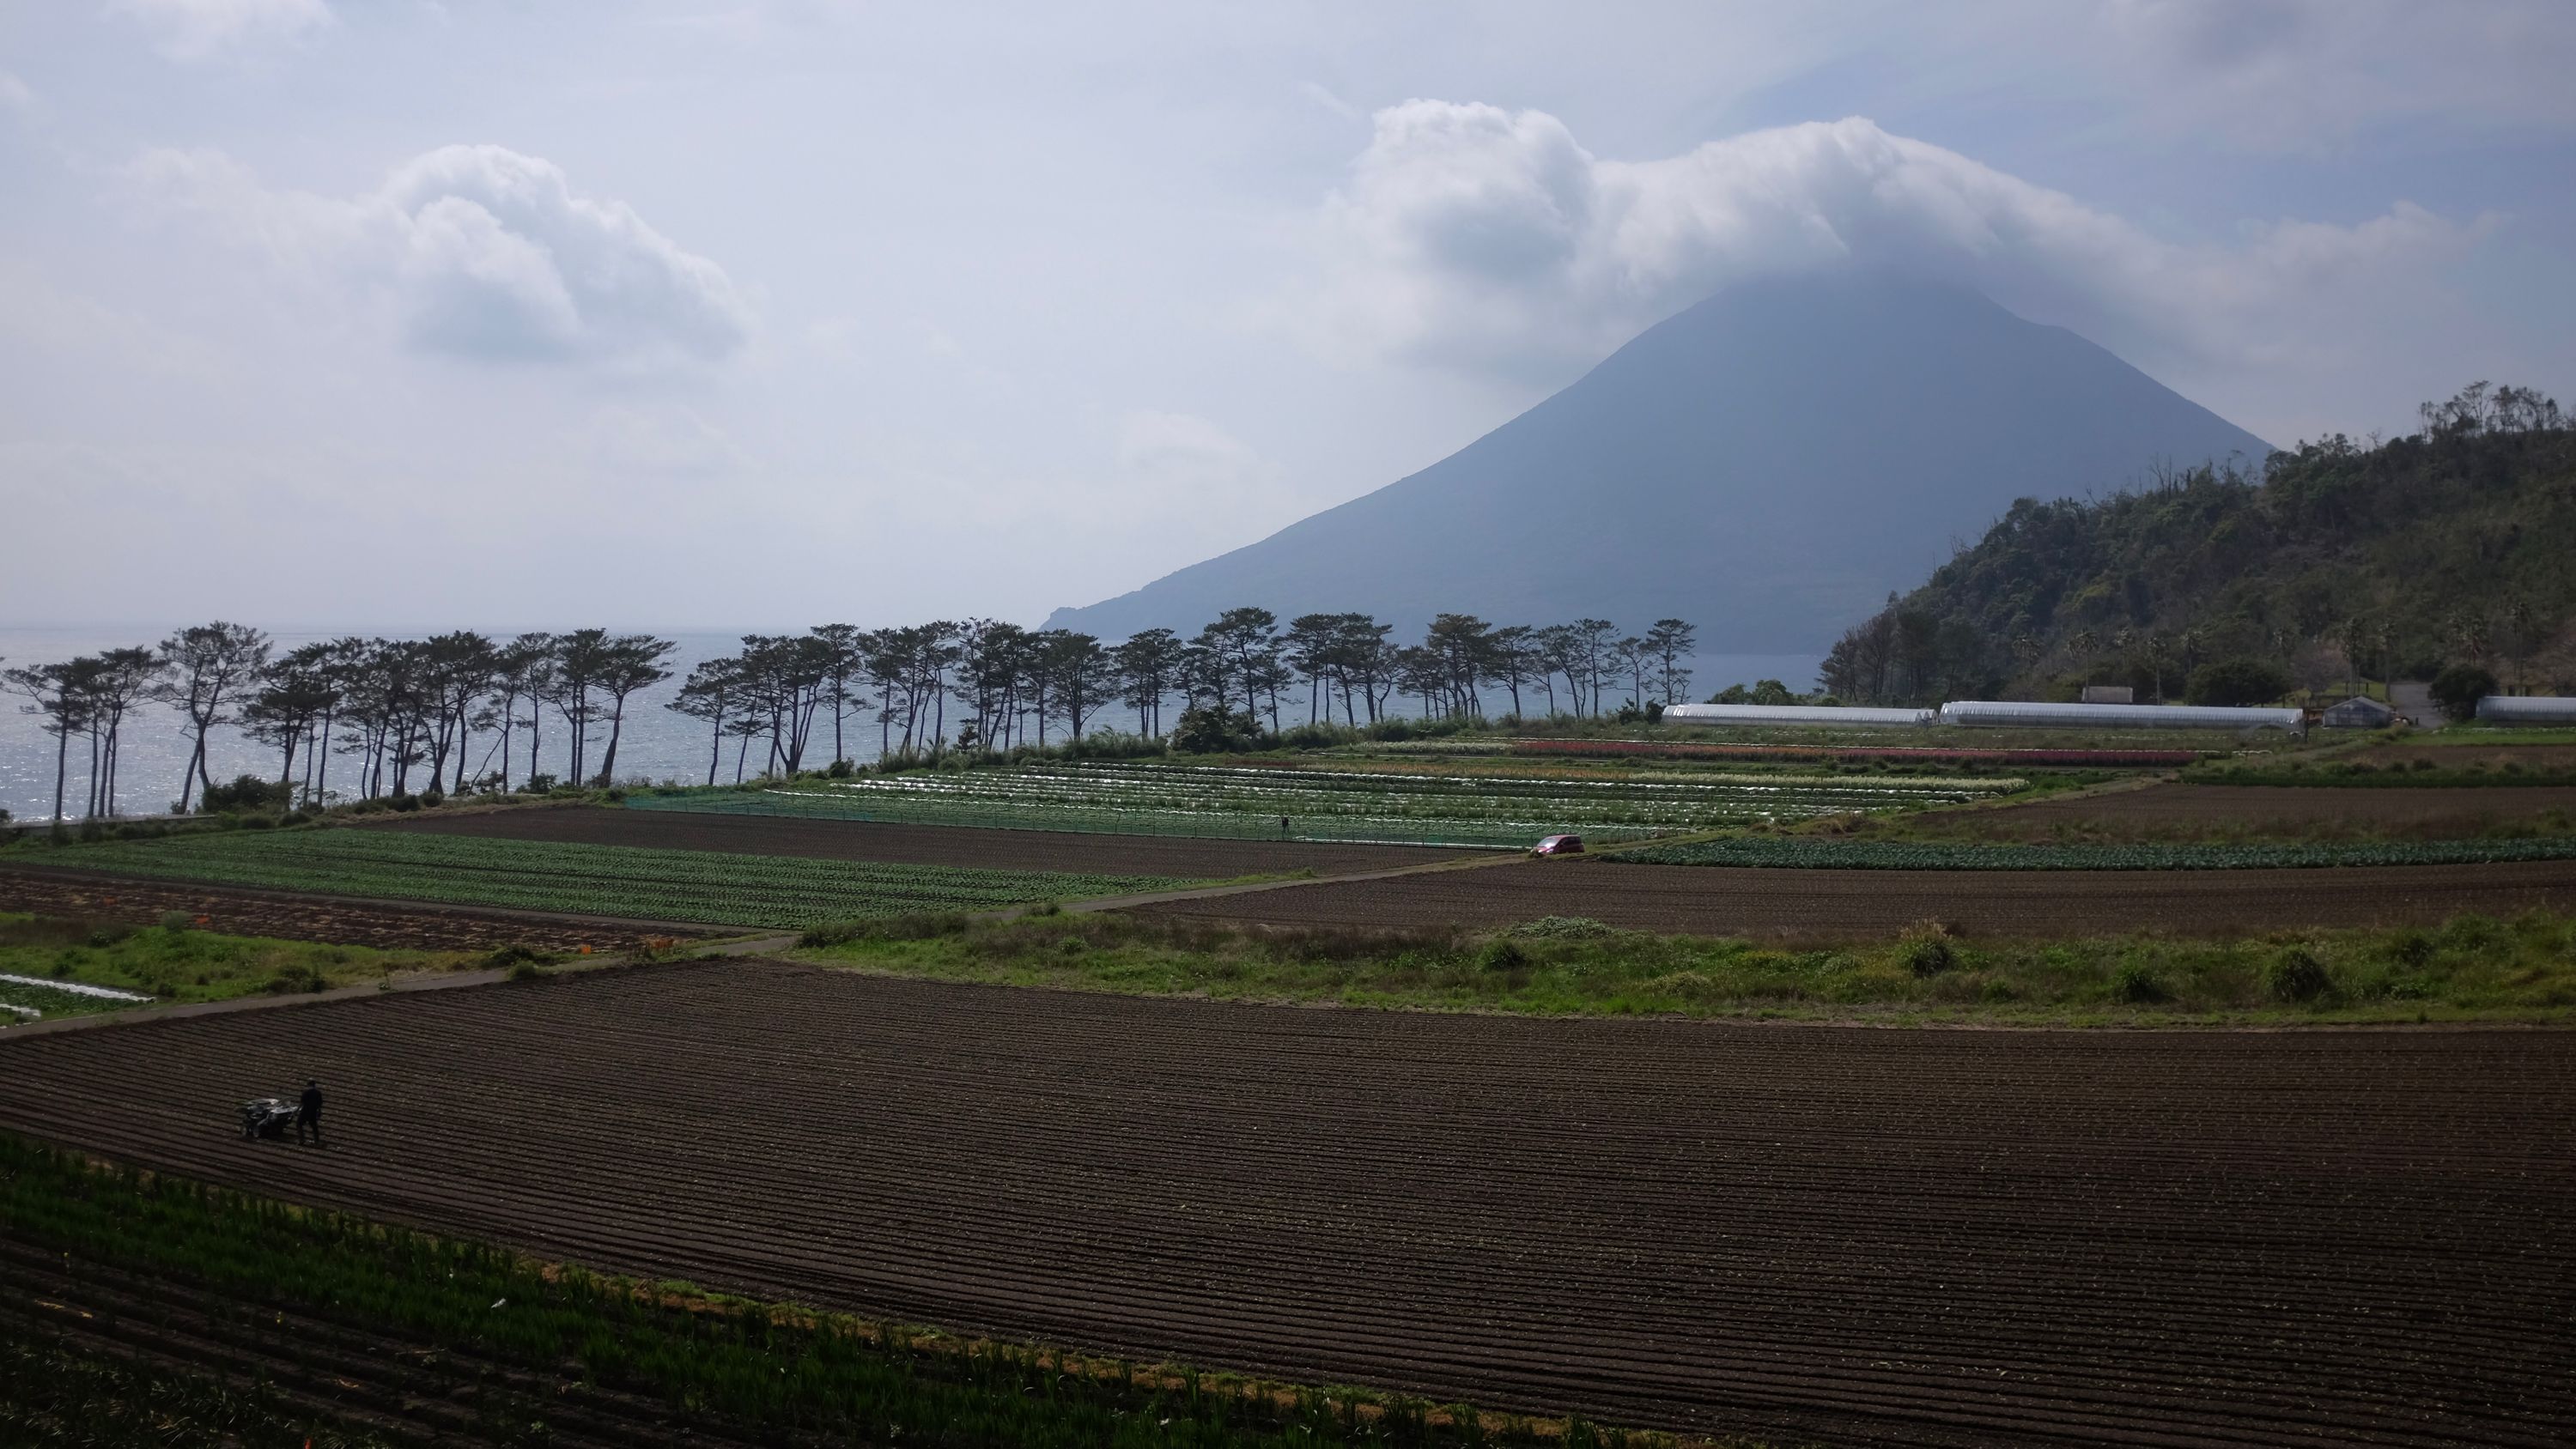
[2476,695,2576,724]
[1937,700,2306,731]
[1661,703,1935,727]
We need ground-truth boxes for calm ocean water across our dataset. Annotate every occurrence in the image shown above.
[0,624,1818,821]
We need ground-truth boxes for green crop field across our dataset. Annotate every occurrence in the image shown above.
[633,761,2022,847]
[1612,834,2576,871]
[41,830,1206,929]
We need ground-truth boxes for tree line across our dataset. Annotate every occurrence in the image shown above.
[5,611,1700,818]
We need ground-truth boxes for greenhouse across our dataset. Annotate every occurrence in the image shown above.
[1662,703,1935,727]
[2476,695,2576,724]
[1938,700,2306,731]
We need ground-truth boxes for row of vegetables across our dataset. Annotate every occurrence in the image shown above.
[636,762,2020,847]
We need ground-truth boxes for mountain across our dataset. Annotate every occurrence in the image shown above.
[1815,385,2576,704]
[1046,272,2270,651]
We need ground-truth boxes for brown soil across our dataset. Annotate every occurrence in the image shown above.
[0,864,696,953]
[1128,856,2576,942]
[369,804,1472,877]
[2347,743,2576,769]
[1903,782,2576,842]
[1,961,2567,1446]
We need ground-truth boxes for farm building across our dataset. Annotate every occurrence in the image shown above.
[2080,685,2135,704]
[2321,696,2396,730]
[1662,703,1935,727]
[2476,695,2576,724]
[1939,700,2306,731]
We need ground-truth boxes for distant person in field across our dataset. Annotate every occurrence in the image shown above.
[1279,815,1289,839]
[296,1078,325,1146]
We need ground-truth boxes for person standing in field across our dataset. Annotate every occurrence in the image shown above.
[296,1078,325,1146]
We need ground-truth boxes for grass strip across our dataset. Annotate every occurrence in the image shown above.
[793,909,2576,1027]
[0,1137,1674,1449]
[0,912,471,1021]
[33,830,1207,929]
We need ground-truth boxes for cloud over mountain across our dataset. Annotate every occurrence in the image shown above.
[1310,106,2482,384]
[132,143,754,367]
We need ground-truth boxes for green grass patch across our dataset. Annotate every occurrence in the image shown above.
[793,910,2576,1026]
[35,830,1208,930]
[0,912,470,1022]
[0,1137,1674,1449]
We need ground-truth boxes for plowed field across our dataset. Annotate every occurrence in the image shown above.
[0,864,680,952]
[1128,857,2576,941]
[374,805,1465,877]
[1911,782,2576,840]
[2,961,2568,1446]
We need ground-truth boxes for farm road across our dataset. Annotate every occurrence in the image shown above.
[3,960,2568,1447]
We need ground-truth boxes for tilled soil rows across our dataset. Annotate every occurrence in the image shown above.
[2,961,2568,1447]
[0,864,690,953]
[1913,782,2576,840]
[1132,857,2576,941]
[374,805,1470,877]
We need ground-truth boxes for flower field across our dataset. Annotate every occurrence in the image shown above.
[1613,834,2576,871]
[43,830,1206,929]
[633,761,2024,846]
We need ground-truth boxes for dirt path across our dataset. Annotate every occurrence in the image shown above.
[2,961,2567,1447]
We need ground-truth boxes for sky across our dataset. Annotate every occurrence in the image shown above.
[3,0,2573,634]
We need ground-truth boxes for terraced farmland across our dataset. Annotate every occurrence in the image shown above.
[2,961,2567,1446]
[39,830,1206,930]
[633,761,2021,846]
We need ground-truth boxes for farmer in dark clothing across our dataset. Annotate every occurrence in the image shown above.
[295,1078,325,1146]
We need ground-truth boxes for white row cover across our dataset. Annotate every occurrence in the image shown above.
[2476,695,2576,724]
[1939,700,2305,731]
[1662,703,1935,727]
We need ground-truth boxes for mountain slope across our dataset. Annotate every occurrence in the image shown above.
[1818,391,2576,703]
[1048,272,2270,650]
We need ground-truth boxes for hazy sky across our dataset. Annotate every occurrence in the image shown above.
[4,1,2573,632]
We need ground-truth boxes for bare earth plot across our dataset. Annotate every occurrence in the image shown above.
[1128,857,2576,941]
[1910,782,2576,840]
[2,961,2569,1447]
[0,864,683,953]
[375,805,1470,878]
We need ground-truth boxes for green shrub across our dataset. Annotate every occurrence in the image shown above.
[2111,962,2167,1003]
[199,773,293,815]
[1902,934,1959,978]
[2266,948,2334,1003]
[1476,939,1530,973]
[2430,664,2500,722]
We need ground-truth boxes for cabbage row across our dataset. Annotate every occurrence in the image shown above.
[635,761,2020,848]
[46,830,1203,928]
[1612,834,2576,871]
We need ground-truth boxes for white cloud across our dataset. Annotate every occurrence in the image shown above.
[0,71,34,117]
[131,143,754,367]
[109,0,332,62]
[1306,104,2487,384]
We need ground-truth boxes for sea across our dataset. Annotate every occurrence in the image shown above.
[0,625,1819,822]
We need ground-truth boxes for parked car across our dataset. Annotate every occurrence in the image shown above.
[1531,834,1585,857]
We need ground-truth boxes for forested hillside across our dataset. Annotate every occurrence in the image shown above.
[1821,384,2576,705]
